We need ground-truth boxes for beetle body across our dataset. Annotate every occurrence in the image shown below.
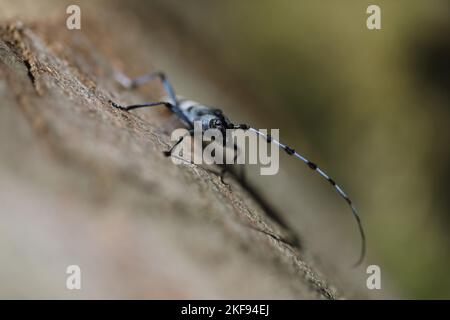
[112,71,366,267]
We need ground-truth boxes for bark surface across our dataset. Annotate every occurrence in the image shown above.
[0,20,344,299]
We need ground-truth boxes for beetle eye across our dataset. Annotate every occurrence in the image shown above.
[209,119,220,128]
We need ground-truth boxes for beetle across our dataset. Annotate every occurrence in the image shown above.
[110,71,366,266]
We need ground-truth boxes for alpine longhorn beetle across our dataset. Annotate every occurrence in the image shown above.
[110,71,366,267]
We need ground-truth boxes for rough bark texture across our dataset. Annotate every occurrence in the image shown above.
[0,21,344,299]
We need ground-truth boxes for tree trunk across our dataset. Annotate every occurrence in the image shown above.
[0,20,342,299]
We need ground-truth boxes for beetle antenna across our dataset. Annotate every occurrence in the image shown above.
[247,127,366,267]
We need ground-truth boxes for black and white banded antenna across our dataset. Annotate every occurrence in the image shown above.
[111,70,365,267]
[246,127,366,267]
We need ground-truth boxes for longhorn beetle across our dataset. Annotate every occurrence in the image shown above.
[111,71,366,267]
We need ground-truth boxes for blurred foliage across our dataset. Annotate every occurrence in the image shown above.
[143,0,450,298]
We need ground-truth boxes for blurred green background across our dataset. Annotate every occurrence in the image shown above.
[132,0,450,299]
[2,0,449,298]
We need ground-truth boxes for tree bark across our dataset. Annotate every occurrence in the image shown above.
[0,21,340,299]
